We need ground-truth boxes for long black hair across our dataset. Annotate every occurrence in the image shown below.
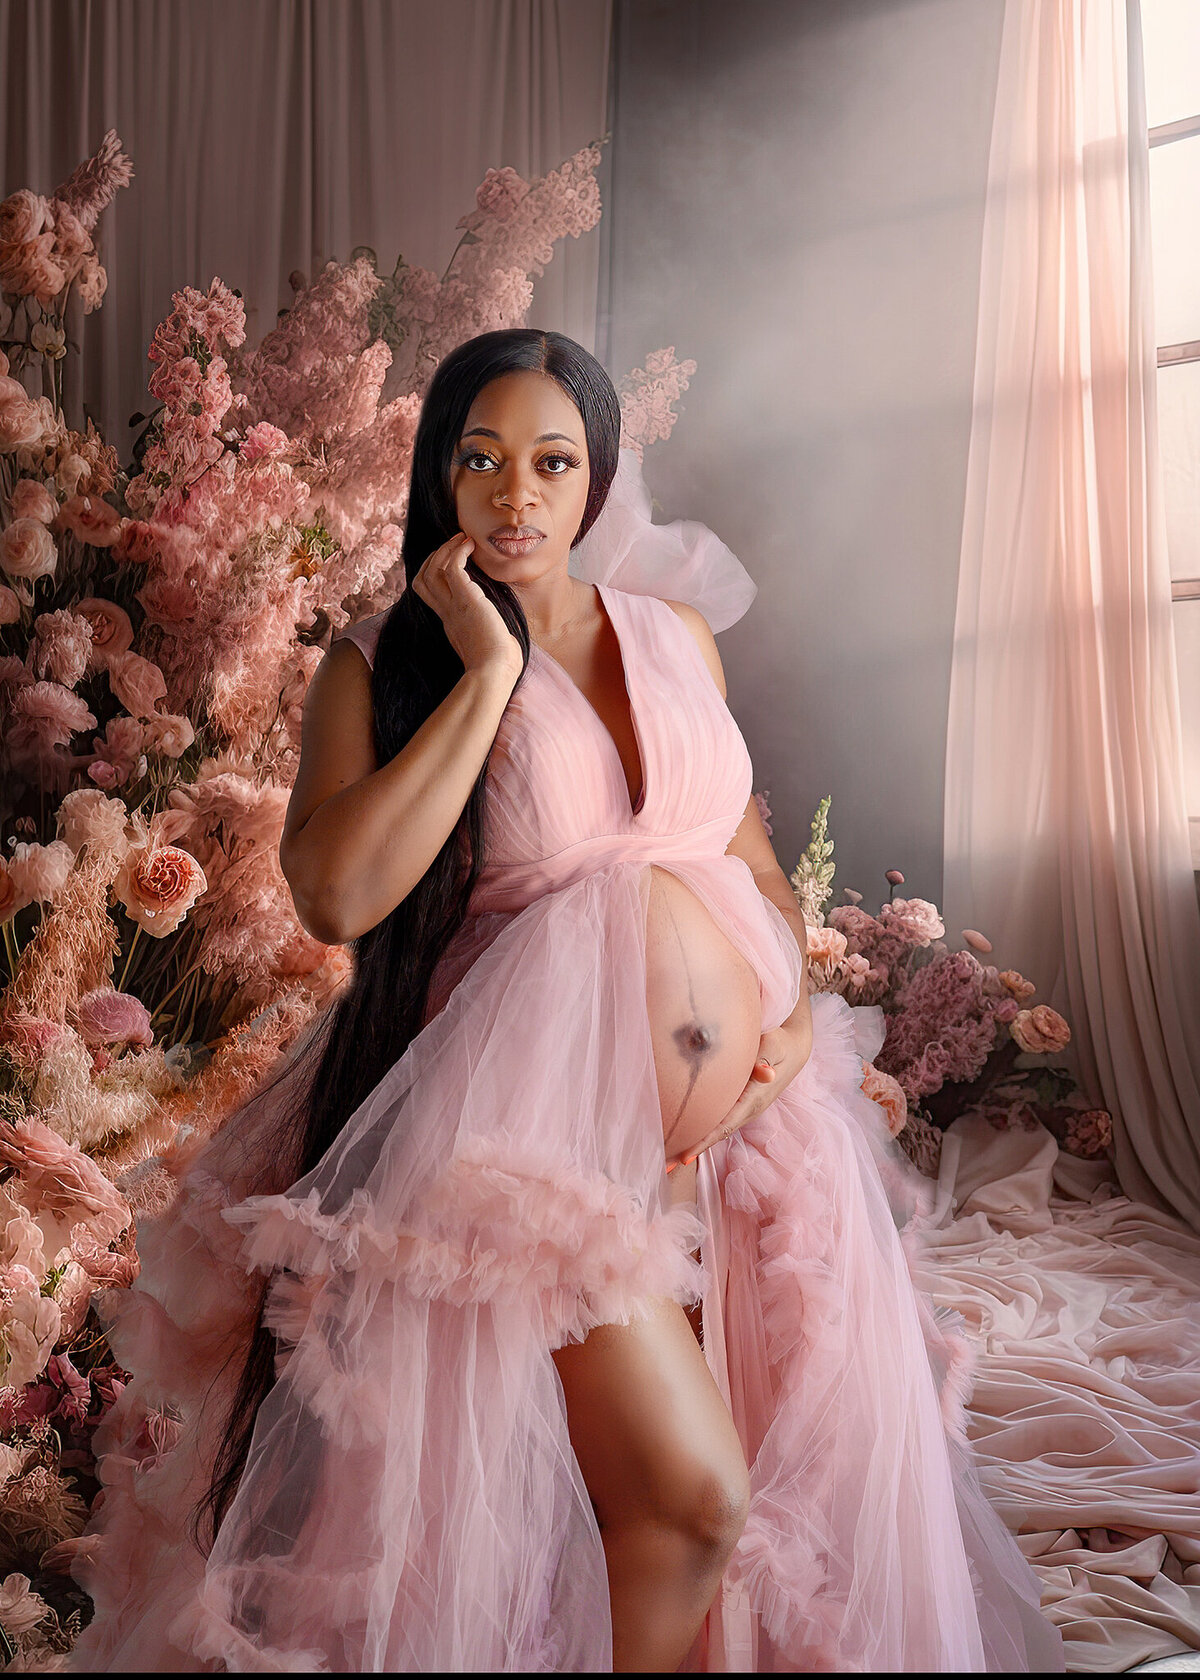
[196,329,622,1546]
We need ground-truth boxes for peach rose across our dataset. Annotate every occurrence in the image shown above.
[0,517,57,583]
[75,596,133,668]
[142,711,195,757]
[107,650,167,718]
[113,840,207,936]
[0,381,45,452]
[861,1061,908,1138]
[999,969,1036,1001]
[0,1268,60,1388]
[9,477,57,523]
[54,491,121,546]
[1010,1004,1071,1054]
[804,922,849,964]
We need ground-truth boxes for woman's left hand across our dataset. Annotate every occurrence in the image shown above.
[666,1016,812,1170]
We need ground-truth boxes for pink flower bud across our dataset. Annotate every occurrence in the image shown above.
[885,869,905,885]
[962,929,993,953]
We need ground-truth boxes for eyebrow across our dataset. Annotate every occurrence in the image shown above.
[459,427,581,445]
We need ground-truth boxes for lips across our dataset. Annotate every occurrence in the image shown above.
[488,525,546,555]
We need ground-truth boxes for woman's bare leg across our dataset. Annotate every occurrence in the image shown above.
[552,1296,749,1673]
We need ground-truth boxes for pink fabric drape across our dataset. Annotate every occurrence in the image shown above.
[942,0,1200,1226]
[0,0,612,450]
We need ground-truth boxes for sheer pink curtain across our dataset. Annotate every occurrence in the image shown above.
[943,0,1200,1224]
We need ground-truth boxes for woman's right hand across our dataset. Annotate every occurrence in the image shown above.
[412,533,523,680]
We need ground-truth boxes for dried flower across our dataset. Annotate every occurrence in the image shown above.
[1010,1004,1070,1054]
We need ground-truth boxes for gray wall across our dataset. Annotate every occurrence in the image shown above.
[601,0,1005,910]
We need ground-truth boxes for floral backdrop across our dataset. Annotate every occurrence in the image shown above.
[0,132,1111,1665]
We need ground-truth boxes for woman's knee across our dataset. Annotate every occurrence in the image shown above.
[635,1449,751,1564]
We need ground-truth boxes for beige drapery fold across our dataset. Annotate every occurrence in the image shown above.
[943,0,1200,1225]
[0,0,612,449]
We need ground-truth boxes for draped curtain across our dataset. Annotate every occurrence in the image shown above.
[943,0,1200,1224]
[0,0,612,452]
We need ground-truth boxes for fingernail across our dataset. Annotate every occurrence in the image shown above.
[665,1160,679,1174]
[681,1154,696,1167]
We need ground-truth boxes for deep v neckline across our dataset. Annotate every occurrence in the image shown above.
[529,583,648,820]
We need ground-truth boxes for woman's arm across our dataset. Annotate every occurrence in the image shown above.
[281,534,522,945]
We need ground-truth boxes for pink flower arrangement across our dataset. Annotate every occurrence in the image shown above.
[1,131,711,1617]
[790,801,1112,1174]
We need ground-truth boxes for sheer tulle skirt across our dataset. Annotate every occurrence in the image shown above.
[69,862,1061,1673]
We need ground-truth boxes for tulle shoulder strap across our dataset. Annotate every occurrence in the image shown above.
[334,607,389,671]
[571,449,756,632]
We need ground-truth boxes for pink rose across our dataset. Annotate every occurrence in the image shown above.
[107,650,167,718]
[804,922,849,964]
[9,477,57,523]
[0,586,18,624]
[56,787,129,855]
[861,1061,908,1137]
[53,491,122,547]
[73,987,154,1049]
[1010,1004,1071,1055]
[0,516,57,582]
[113,520,161,567]
[5,839,73,905]
[75,596,133,668]
[113,840,207,936]
[142,711,195,757]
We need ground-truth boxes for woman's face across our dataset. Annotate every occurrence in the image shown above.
[451,370,591,586]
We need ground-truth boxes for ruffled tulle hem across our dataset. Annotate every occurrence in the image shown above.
[226,1134,707,1350]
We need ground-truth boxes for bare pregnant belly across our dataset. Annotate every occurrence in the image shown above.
[644,866,764,1164]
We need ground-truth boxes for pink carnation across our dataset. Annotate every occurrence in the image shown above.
[5,839,73,905]
[9,477,58,523]
[9,679,96,748]
[878,896,945,947]
[861,1061,908,1137]
[241,421,291,462]
[72,987,154,1049]
[31,607,93,686]
[805,922,849,964]
[55,787,129,855]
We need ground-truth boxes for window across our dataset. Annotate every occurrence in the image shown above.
[1142,0,1200,865]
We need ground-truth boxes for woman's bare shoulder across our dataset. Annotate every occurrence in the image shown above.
[661,599,726,698]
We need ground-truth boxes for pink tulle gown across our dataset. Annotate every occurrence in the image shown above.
[70,583,1063,1673]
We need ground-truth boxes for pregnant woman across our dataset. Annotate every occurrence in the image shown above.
[71,329,1063,1673]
